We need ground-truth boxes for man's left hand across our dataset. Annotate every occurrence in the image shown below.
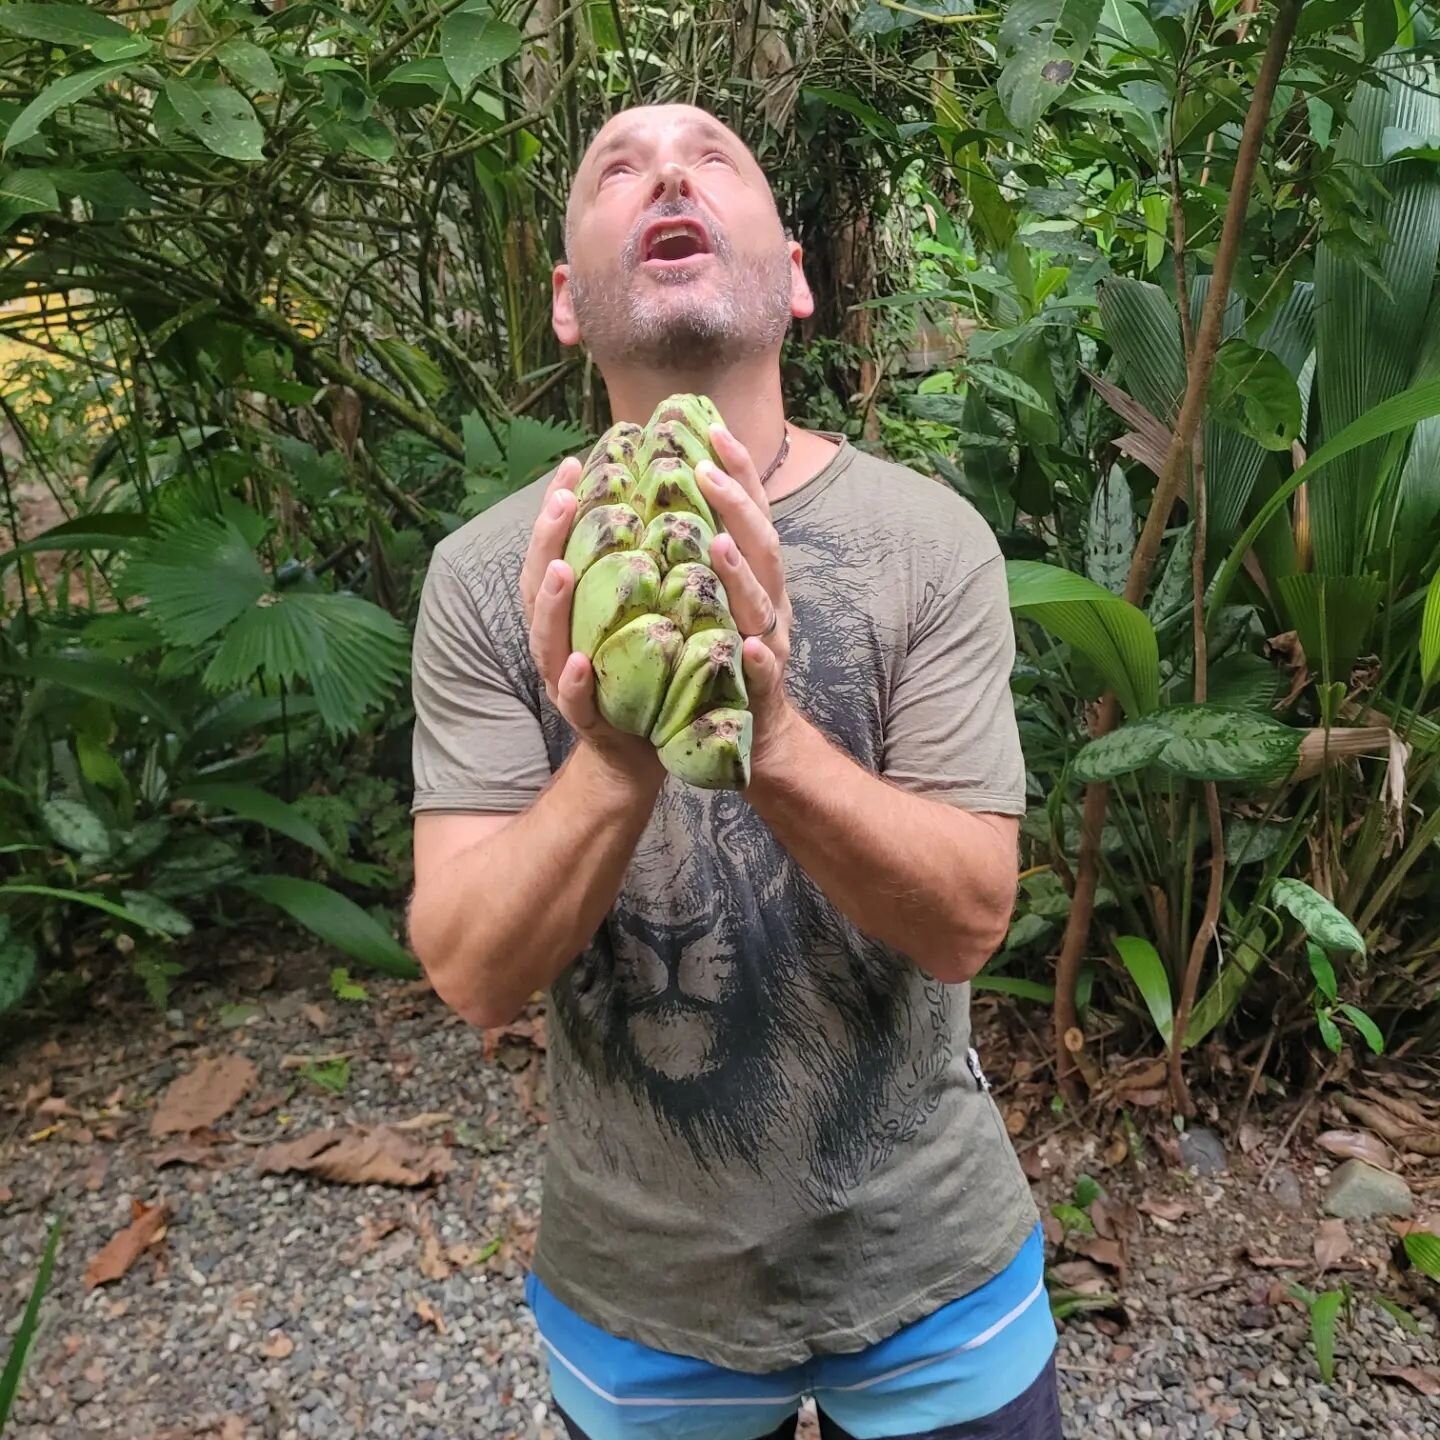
[695,426,797,770]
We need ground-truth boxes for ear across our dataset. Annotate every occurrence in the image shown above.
[786,241,814,321]
[552,262,581,347]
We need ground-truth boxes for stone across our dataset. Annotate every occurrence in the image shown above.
[1322,1160,1413,1219]
[1179,1125,1228,1176]
[1269,1168,1304,1213]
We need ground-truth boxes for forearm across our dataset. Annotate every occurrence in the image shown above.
[746,707,1018,982]
[410,746,660,1027]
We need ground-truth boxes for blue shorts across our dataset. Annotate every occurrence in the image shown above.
[525,1224,1060,1440]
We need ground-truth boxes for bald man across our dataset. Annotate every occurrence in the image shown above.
[406,104,1062,1440]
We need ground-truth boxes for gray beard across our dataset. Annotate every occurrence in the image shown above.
[568,241,794,371]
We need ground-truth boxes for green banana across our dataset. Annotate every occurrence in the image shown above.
[593,614,684,736]
[650,630,747,748]
[563,503,645,582]
[570,550,662,658]
[639,510,714,572]
[632,458,717,531]
[555,393,753,790]
[657,708,753,790]
[658,561,734,636]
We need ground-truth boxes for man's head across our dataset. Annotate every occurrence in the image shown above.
[552,104,813,373]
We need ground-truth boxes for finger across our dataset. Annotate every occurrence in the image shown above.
[520,482,577,616]
[708,425,770,515]
[741,636,784,709]
[530,558,575,689]
[554,651,598,731]
[709,532,777,640]
[696,464,784,597]
[546,454,582,500]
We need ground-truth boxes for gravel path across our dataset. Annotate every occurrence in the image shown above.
[2,945,1436,1439]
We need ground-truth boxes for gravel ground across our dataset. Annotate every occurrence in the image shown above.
[2,945,1436,1440]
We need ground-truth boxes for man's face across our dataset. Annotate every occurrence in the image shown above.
[553,105,810,368]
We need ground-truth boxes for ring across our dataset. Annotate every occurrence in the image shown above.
[755,606,779,640]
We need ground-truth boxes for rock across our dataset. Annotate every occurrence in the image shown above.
[1322,1160,1413,1219]
[1179,1125,1228,1176]
[1269,1168,1304,1213]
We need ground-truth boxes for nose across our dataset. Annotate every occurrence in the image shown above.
[650,161,692,205]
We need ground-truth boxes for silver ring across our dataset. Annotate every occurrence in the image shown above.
[756,606,779,640]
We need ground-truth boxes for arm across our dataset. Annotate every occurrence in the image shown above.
[407,458,664,1029]
[743,711,1018,982]
[695,427,1022,984]
[410,750,661,1029]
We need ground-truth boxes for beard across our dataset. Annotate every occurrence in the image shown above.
[566,196,795,370]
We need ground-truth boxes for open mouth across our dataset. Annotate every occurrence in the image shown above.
[641,217,712,265]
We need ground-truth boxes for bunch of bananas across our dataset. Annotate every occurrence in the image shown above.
[563,393,752,791]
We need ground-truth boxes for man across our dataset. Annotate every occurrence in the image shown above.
[406,103,1060,1440]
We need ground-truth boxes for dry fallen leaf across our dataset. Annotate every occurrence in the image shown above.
[0,1185,13,1205]
[255,1125,453,1188]
[1139,1194,1189,1223]
[392,1112,454,1133]
[414,1298,446,1334]
[1316,1128,1394,1170]
[1373,1367,1440,1397]
[416,1208,451,1281]
[23,1075,53,1111]
[300,1003,333,1034]
[1314,1218,1351,1272]
[1048,1259,1113,1293]
[261,1331,294,1359]
[84,1197,170,1289]
[151,1055,258,1138]
[1245,1245,1307,1270]
[152,1138,227,1170]
[37,1095,82,1119]
[1074,1236,1127,1275]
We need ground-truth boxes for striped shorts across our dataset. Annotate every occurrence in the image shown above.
[525,1224,1061,1440]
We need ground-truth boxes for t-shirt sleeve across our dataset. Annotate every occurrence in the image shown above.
[409,548,553,815]
[881,550,1027,816]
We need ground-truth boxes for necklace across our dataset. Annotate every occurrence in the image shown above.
[758,425,791,489]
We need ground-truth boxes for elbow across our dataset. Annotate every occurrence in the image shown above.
[406,896,518,1031]
[919,870,1017,985]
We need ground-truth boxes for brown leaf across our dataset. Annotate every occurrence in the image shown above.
[249,1089,287,1118]
[1004,1105,1028,1137]
[300,1003,333,1034]
[1048,1259,1113,1294]
[151,1138,227,1170]
[1074,1236,1127,1275]
[511,1055,548,1125]
[151,1055,258,1138]
[1041,1212,1065,1248]
[327,385,363,458]
[391,1112,454,1133]
[255,1125,453,1188]
[23,1076,53,1111]
[1373,1367,1440,1397]
[220,1418,247,1440]
[37,1095,81,1118]
[1084,370,1173,478]
[416,1209,451,1281]
[83,1152,111,1192]
[0,1184,13,1204]
[347,1214,404,1260]
[1336,1094,1440,1156]
[1237,1123,1263,1155]
[1317,1128,1394,1170]
[84,1197,169,1289]
[1245,1245,1307,1270]
[1139,1194,1188,1223]
[261,1331,294,1359]
[414,1298,446,1334]
[1314,1218,1351,1272]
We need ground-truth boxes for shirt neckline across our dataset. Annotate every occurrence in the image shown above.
[769,430,856,524]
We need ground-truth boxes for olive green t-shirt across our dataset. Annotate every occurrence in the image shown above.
[409,435,1039,1372]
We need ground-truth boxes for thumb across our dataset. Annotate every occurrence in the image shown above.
[741,637,784,714]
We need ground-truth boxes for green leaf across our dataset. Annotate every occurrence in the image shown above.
[118,890,193,938]
[1309,1289,1344,1382]
[1210,339,1302,451]
[1115,935,1173,1045]
[971,975,1055,1003]
[1225,816,1290,867]
[301,1056,350,1093]
[1141,190,1167,272]
[1273,878,1365,955]
[1147,524,1194,625]
[329,965,369,1001]
[1072,721,1169,782]
[40,798,110,857]
[1086,464,1133,595]
[440,8,522,95]
[0,917,39,1016]
[216,38,280,93]
[0,884,185,937]
[1006,560,1160,718]
[239,875,418,976]
[1338,1003,1384,1054]
[0,511,150,569]
[1362,0,1397,57]
[966,361,1050,414]
[163,79,265,162]
[1276,573,1385,687]
[1185,930,1264,1047]
[1372,1295,1421,1333]
[2,652,184,734]
[0,168,57,230]
[3,62,134,155]
[1420,567,1440,685]
[1148,704,1304,783]
[0,1212,62,1423]
[1403,1230,1440,1279]
[1097,276,1186,421]
[1307,941,1338,1000]
[122,517,268,647]
[176,782,335,861]
[372,336,447,401]
[505,414,589,487]
[0,3,131,46]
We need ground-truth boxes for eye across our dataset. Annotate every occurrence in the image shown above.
[702,151,736,168]
[599,160,634,182]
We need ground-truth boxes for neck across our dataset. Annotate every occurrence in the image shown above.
[599,353,790,473]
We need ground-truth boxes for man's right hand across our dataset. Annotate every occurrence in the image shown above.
[520,457,667,790]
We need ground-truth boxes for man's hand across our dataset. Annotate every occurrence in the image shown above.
[521,457,665,789]
[694,426,799,773]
